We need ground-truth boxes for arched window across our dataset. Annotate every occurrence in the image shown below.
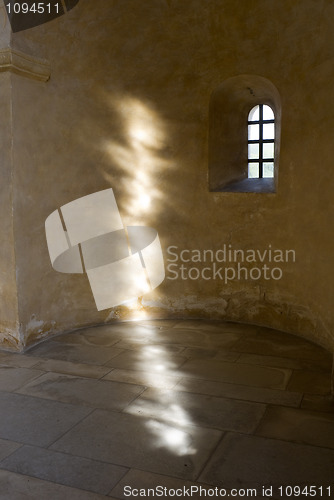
[248,104,275,179]
[208,75,281,193]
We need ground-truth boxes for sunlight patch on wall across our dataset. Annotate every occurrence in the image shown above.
[100,95,171,220]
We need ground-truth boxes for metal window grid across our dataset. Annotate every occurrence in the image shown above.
[248,104,275,178]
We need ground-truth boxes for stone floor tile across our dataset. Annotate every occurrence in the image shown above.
[0,352,41,369]
[287,370,331,395]
[256,406,334,449]
[236,353,333,372]
[173,320,258,334]
[1,445,128,495]
[18,372,145,411]
[27,341,125,365]
[0,367,44,392]
[104,348,187,373]
[175,378,302,407]
[181,346,240,362]
[113,341,185,353]
[109,338,153,348]
[0,319,332,499]
[102,368,181,390]
[199,432,334,491]
[181,347,220,359]
[51,409,223,481]
[231,333,331,363]
[125,388,266,433]
[51,332,104,346]
[96,323,158,340]
[150,328,242,349]
[214,350,241,361]
[0,439,22,461]
[110,469,211,499]
[53,323,157,346]
[172,319,218,329]
[52,327,123,347]
[134,320,180,329]
[301,394,334,413]
[0,469,113,499]
[179,358,291,389]
[0,392,92,447]
[32,358,112,379]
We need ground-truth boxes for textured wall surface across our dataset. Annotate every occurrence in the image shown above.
[1,0,334,352]
[0,73,20,348]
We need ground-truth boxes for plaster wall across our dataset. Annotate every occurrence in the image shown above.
[0,73,19,348]
[2,0,334,351]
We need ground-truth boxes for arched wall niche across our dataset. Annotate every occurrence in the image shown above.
[209,74,281,193]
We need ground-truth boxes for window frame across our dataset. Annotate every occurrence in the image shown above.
[208,74,281,193]
[248,104,275,179]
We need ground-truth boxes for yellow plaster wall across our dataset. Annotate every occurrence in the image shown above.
[4,0,334,351]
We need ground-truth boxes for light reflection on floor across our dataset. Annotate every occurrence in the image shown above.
[0,319,333,498]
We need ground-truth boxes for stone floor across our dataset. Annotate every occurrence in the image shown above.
[0,319,333,499]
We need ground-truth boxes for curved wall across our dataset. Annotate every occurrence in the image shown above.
[1,0,334,352]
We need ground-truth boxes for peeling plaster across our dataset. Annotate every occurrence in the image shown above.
[24,315,57,347]
[0,329,21,352]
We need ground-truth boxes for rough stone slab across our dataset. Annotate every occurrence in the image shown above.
[104,349,187,373]
[0,392,92,447]
[175,377,302,407]
[199,432,334,490]
[1,445,128,495]
[27,341,125,365]
[287,370,331,395]
[0,367,44,392]
[237,352,333,372]
[110,468,214,499]
[179,358,291,390]
[17,372,145,411]
[0,438,22,461]
[32,358,112,379]
[0,469,113,500]
[102,368,181,390]
[51,409,222,481]
[256,406,334,449]
[231,333,331,363]
[125,387,266,433]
